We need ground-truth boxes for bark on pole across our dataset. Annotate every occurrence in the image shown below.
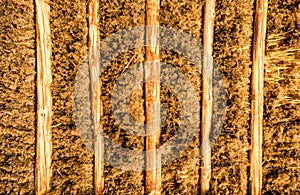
[88,0,104,194]
[145,0,161,194]
[201,0,215,194]
[35,0,52,194]
[251,0,268,194]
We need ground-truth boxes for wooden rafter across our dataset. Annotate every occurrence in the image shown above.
[87,0,104,194]
[201,0,215,194]
[251,0,268,194]
[145,0,161,194]
[35,0,52,194]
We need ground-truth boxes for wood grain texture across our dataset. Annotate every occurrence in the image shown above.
[251,0,268,194]
[201,0,215,194]
[88,0,104,194]
[145,0,161,194]
[35,0,52,194]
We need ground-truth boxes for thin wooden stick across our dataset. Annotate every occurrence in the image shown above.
[88,0,104,194]
[145,0,161,194]
[200,0,215,194]
[35,0,52,194]
[251,0,268,194]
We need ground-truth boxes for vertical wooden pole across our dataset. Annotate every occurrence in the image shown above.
[145,0,161,194]
[88,0,104,194]
[35,0,52,194]
[201,0,215,194]
[251,0,268,194]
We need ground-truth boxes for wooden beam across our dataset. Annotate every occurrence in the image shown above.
[145,0,161,194]
[200,0,215,194]
[250,0,268,194]
[35,0,52,194]
[88,0,104,194]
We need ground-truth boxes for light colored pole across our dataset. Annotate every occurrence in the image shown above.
[251,0,268,194]
[201,0,215,194]
[35,0,52,194]
[87,0,104,194]
[145,0,161,194]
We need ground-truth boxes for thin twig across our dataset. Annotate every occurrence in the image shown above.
[145,0,161,194]
[201,0,215,194]
[35,0,52,194]
[88,0,103,194]
[251,0,268,194]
